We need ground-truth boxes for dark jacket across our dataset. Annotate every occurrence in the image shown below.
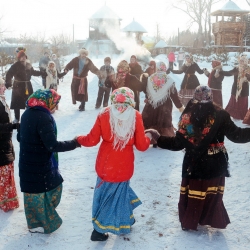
[0,102,16,166]
[129,63,143,79]
[17,108,78,193]
[112,74,146,111]
[171,62,204,89]
[157,109,250,180]
[205,70,224,90]
[39,56,50,70]
[5,61,42,109]
[65,56,100,103]
[221,67,250,97]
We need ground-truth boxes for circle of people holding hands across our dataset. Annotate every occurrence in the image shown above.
[1,47,250,241]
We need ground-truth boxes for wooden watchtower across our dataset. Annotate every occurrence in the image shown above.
[211,0,249,51]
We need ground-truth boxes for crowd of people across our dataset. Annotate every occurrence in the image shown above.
[1,47,250,242]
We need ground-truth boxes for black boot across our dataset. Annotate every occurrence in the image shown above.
[79,101,85,111]
[153,144,157,148]
[90,229,109,241]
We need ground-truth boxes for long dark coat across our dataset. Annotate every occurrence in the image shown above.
[129,63,143,79]
[0,102,15,166]
[65,57,100,104]
[171,62,204,89]
[17,107,78,193]
[112,73,146,111]
[157,109,250,180]
[5,61,42,109]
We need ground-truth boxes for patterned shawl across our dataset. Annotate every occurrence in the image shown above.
[109,87,136,150]
[146,61,175,109]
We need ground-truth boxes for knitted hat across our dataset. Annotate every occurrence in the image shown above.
[104,57,111,63]
[17,50,27,60]
[117,60,130,73]
[212,60,221,68]
[130,55,137,60]
[16,47,26,53]
[192,85,213,103]
[79,48,88,56]
[48,61,55,66]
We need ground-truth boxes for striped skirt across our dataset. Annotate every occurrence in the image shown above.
[24,184,63,234]
[92,177,142,235]
[0,163,19,212]
[178,177,230,230]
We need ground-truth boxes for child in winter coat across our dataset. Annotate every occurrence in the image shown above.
[45,61,66,110]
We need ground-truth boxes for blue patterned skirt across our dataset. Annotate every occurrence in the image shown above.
[92,177,142,235]
[24,184,63,234]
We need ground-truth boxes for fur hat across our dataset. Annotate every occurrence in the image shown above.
[104,57,111,63]
[17,50,27,60]
[192,85,213,103]
[79,48,88,56]
[48,61,55,66]
[130,55,137,60]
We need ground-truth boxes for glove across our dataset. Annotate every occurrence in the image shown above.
[64,69,69,73]
[12,123,20,130]
[144,129,160,142]
[74,137,81,148]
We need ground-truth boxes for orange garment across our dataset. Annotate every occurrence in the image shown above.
[77,108,150,182]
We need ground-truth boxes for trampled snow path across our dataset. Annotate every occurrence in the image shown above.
[1,54,250,250]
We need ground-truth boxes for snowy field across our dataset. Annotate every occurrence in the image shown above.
[1,54,250,250]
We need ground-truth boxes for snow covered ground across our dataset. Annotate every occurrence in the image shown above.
[1,54,250,250]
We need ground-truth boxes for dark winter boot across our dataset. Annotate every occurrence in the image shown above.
[90,229,109,241]
[79,101,85,111]
[153,144,158,148]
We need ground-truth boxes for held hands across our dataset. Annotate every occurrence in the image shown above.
[12,123,20,130]
[144,129,160,142]
[74,136,81,148]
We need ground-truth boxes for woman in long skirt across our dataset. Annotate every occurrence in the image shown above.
[168,54,204,106]
[77,87,151,241]
[204,60,224,108]
[0,78,19,212]
[142,62,184,147]
[146,86,250,231]
[17,89,80,233]
[221,55,250,120]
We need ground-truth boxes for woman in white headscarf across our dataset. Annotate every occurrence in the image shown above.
[77,87,151,241]
[142,62,184,147]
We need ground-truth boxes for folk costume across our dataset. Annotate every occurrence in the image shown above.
[17,89,80,233]
[151,86,250,231]
[77,87,150,241]
[204,60,224,108]
[142,62,184,142]
[169,54,204,106]
[65,48,100,111]
[222,56,250,120]
[0,78,19,212]
[5,50,43,121]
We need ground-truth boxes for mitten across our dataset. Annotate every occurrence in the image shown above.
[74,137,81,148]
[12,123,20,130]
[144,129,160,142]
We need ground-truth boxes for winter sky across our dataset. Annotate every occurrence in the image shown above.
[0,0,250,41]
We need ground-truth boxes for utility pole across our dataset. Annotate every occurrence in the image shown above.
[178,28,179,46]
[73,24,75,44]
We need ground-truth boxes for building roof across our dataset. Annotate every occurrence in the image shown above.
[90,5,122,20]
[122,19,147,33]
[154,40,168,49]
[211,0,249,16]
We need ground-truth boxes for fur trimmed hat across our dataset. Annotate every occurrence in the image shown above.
[79,48,88,56]
[104,57,111,63]
[17,50,27,60]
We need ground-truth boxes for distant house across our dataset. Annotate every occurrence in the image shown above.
[152,40,168,56]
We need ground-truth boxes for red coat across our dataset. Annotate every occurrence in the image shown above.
[77,108,150,182]
[168,52,175,62]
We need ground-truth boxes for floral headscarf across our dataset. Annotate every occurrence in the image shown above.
[192,85,213,103]
[146,61,175,109]
[109,87,136,150]
[27,89,61,111]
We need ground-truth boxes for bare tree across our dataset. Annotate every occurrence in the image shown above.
[49,33,71,56]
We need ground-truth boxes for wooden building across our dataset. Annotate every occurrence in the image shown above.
[211,0,249,51]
